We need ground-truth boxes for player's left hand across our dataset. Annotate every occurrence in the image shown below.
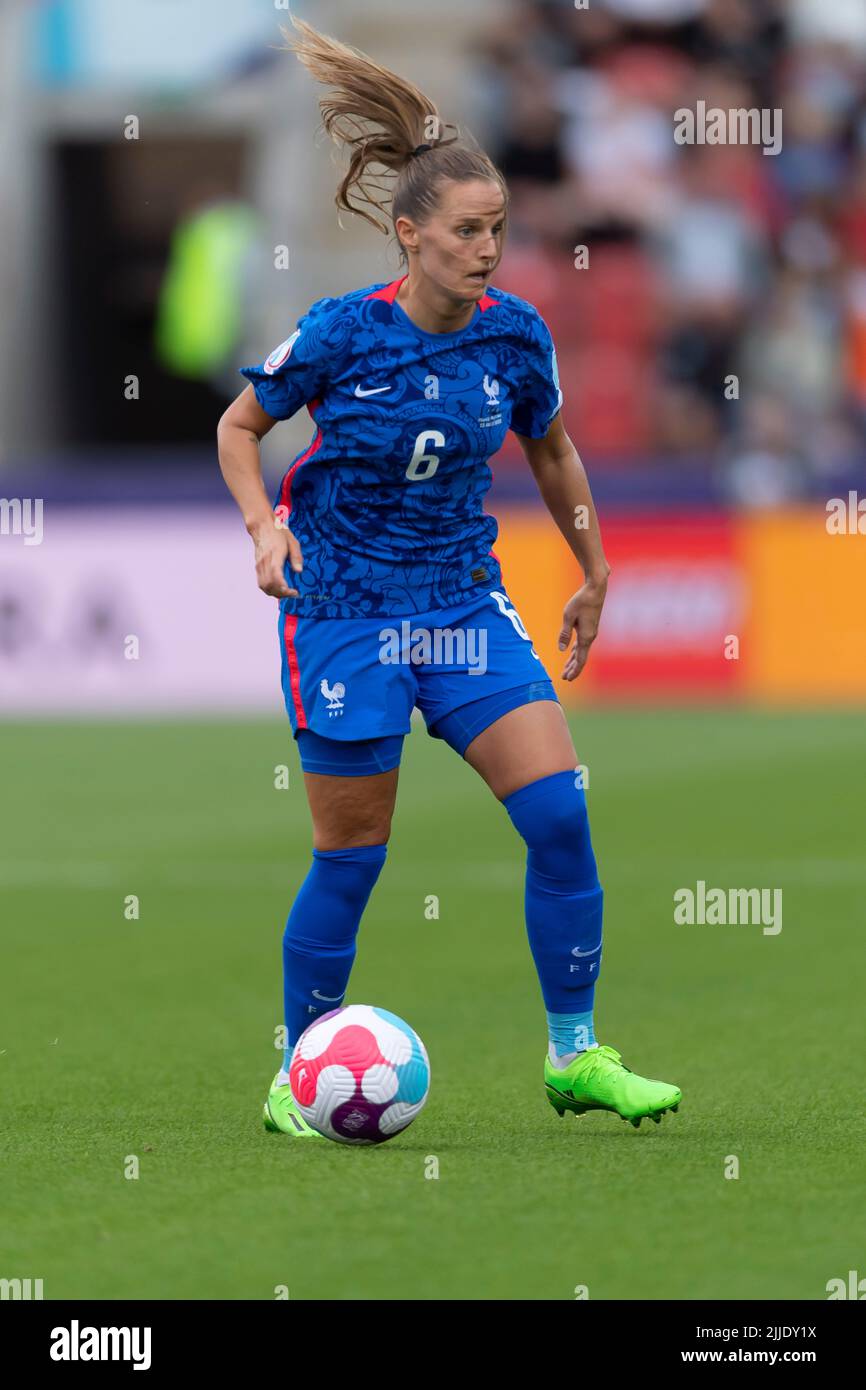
[557,575,608,681]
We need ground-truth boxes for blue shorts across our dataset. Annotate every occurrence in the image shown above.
[278,588,560,776]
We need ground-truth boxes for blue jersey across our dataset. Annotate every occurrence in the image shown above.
[239,275,563,619]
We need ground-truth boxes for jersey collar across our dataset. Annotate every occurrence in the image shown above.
[364,274,497,313]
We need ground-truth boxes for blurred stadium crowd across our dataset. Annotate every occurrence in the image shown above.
[475,0,866,497]
[3,0,864,504]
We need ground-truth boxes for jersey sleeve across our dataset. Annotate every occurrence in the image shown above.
[238,296,338,421]
[509,310,564,439]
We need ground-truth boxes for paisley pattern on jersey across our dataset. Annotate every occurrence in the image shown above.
[239,276,562,619]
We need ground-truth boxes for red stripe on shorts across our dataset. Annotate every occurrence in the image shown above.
[282,611,308,730]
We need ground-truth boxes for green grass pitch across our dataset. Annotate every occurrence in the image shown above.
[1,709,863,1300]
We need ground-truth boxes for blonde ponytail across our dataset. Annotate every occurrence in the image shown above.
[282,16,505,242]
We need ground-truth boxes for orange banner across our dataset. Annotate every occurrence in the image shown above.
[493,505,866,704]
[740,508,866,702]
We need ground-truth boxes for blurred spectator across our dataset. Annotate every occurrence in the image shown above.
[154,181,261,392]
[475,0,866,481]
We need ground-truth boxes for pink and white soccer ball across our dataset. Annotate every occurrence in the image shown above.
[289,1005,430,1144]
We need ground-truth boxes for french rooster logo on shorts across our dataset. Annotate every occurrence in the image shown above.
[320,678,346,716]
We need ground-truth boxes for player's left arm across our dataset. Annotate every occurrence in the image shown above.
[514,411,611,681]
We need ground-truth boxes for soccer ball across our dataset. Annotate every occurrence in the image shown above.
[289,1004,430,1144]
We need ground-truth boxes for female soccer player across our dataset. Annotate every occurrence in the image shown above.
[217,17,681,1137]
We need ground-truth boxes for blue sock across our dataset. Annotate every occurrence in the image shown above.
[503,771,603,1063]
[546,1009,597,1058]
[281,843,387,1070]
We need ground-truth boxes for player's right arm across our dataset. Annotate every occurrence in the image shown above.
[218,298,338,598]
[217,385,303,599]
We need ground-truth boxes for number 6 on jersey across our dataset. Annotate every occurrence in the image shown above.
[406,429,445,481]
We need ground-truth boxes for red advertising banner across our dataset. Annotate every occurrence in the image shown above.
[571,512,746,700]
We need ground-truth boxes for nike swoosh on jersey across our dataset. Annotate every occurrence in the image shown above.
[354,384,392,397]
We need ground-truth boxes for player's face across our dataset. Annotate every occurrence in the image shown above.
[414,179,506,302]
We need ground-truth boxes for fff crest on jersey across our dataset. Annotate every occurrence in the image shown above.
[480,373,503,427]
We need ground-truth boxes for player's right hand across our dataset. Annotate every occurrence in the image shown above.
[253,520,304,598]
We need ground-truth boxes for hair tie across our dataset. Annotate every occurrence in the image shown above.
[410,143,434,157]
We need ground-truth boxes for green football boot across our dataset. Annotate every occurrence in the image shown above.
[263,1072,324,1138]
[545,1044,681,1128]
